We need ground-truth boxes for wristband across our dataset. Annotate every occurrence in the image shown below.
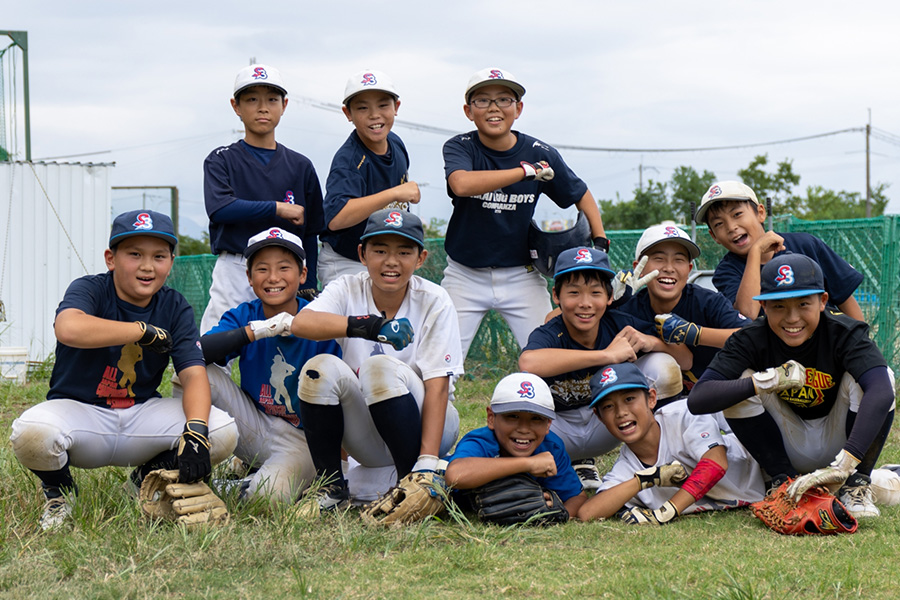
[681,458,726,501]
[592,237,610,253]
[346,314,385,341]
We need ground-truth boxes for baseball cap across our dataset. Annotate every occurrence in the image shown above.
[694,180,760,224]
[343,70,399,105]
[243,227,306,265]
[589,363,651,407]
[233,64,288,98]
[361,209,425,248]
[753,253,825,301]
[635,223,701,262]
[465,68,526,101]
[491,373,556,420]
[109,210,178,248]
[553,247,615,280]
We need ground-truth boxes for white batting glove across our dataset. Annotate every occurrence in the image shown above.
[634,461,689,490]
[751,360,805,394]
[249,312,295,339]
[621,500,679,526]
[611,255,660,302]
[787,450,860,501]
[520,160,555,182]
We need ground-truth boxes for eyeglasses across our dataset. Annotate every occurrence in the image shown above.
[469,97,516,109]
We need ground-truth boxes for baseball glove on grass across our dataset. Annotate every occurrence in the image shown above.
[471,474,569,526]
[140,469,229,526]
[361,472,446,526]
[750,479,857,535]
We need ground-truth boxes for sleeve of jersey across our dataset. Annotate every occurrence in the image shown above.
[806,236,863,305]
[687,369,757,415]
[415,289,465,379]
[712,259,742,306]
[539,435,583,501]
[675,407,726,460]
[302,167,326,236]
[442,136,475,181]
[837,319,888,379]
[204,149,248,220]
[168,293,206,372]
[324,164,367,226]
[703,289,749,328]
[521,321,560,352]
[55,276,102,317]
[540,147,588,209]
[597,452,635,492]
[446,430,495,462]
[304,277,350,318]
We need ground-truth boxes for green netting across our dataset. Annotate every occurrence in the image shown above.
[166,215,900,375]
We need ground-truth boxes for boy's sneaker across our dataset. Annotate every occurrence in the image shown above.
[838,476,880,519]
[40,496,73,531]
[766,473,791,496]
[296,483,350,519]
[572,458,601,492]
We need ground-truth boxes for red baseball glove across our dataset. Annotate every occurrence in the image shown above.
[750,479,857,535]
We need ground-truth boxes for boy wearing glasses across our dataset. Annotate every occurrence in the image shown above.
[441,68,607,360]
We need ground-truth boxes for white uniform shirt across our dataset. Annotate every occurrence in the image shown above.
[599,400,765,513]
[307,272,464,381]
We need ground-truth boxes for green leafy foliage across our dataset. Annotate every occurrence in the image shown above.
[177,231,211,256]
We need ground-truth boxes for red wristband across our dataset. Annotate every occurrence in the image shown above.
[681,458,726,501]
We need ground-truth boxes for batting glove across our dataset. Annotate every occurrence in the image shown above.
[177,419,212,483]
[346,314,415,350]
[621,500,679,526]
[787,450,860,501]
[611,256,660,303]
[136,321,173,354]
[751,360,806,394]
[655,313,702,346]
[249,312,295,339]
[634,461,689,490]
[520,160,555,182]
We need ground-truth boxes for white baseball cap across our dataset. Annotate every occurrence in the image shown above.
[234,64,288,98]
[343,70,399,105]
[244,227,305,266]
[694,180,759,224]
[465,68,526,101]
[635,223,700,262]
[490,373,556,420]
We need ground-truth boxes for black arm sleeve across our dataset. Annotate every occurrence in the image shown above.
[844,366,895,460]
[200,327,251,366]
[687,369,758,415]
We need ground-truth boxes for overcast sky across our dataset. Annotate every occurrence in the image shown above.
[3,2,899,238]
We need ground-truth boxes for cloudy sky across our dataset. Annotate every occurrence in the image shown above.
[3,2,899,238]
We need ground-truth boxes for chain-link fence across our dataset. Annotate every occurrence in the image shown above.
[167,215,900,375]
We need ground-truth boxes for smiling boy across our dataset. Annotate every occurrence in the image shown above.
[319,70,421,285]
[688,253,895,518]
[291,209,462,510]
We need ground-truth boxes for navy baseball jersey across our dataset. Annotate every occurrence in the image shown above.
[620,285,748,385]
[447,427,582,501]
[522,311,657,412]
[713,231,863,307]
[704,311,886,420]
[321,131,411,261]
[207,297,341,428]
[442,131,587,268]
[48,272,203,407]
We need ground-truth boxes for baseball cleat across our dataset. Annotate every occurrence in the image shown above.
[838,482,880,518]
[572,458,601,492]
[296,483,350,519]
[40,496,73,531]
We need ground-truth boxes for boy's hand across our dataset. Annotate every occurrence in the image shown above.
[249,312,295,339]
[611,256,659,302]
[750,230,785,258]
[520,161,555,182]
[394,181,421,205]
[346,314,415,350]
[604,332,639,364]
[655,313,702,346]
[275,202,305,226]
[136,321,173,354]
[787,450,860,501]
[751,360,805,394]
[634,461,689,489]
[621,500,679,526]
[177,419,212,483]
[528,452,558,479]
[617,326,657,353]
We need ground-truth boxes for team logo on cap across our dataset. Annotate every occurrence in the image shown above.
[266,228,284,239]
[775,265,795,287]
[517,381,535,399]
[574,248,593,264]
[361,72,377,86]
[664,226,678,237]
[599,367,618,385]
[133,213,153,230]
[252,67,268,80]
[489,69,504,80]
[707,185,722,199]
[384,211,403,227]
[283,191,294,204]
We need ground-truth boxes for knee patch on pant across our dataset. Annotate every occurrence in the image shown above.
[10,420,67,471]
[359,355,410,405]
[298,354,348,406]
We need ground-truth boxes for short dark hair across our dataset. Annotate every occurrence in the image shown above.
[360,236,424,255]
[246,245,303,271]
[235,85,285,104]
[703,199,758,225]
[553,270,613,298]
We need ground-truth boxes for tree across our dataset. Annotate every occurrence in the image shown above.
[178,232,211,255]
[736,154,801,213]
[424,217,447,238]
[599,181,677,230]
[671,166,717,223]
[793,183,889,220]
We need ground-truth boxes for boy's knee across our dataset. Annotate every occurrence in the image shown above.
[298,354,352,406]
[10,419,67,471]
[359,355,410,403]
[637,352,682,400]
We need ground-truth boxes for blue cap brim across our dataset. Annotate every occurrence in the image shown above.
[590,383,649,407]
[109,231,178,247]
[753,288,825,301]
[554,265,616,280]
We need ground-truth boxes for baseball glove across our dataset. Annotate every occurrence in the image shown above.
[750,479,857,535]
[361,472,446,526]
[471,474,569,526]
[139,469,229,526]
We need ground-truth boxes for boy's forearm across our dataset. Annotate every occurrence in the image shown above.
[575,190,606,238]
[735,256,763,319]
[55,309,144,349]
[329,186,407,231]
[576,478,641,521]
[837,296,864,321]
[178,365,212,423]
[419,377,449,458]
[447,168,524,197]
[290,309,348,341]
[697,327,741,348]
[445,456,538,488]
[519,348,608,377]
[647,336,692,371]
[564,491,588,517]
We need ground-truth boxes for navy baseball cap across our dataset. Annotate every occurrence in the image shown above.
[361,209,425,248]
[244,227,306,265]
[553,247,615,280]
[753,253,825,301]
[109,210,178,248]
[589,363,651,407]
[491,373,556,420]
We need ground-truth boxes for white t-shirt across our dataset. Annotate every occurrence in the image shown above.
[599,400,766,513]
[306,272,464,381]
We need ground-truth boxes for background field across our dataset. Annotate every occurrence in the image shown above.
[1,374,900,600]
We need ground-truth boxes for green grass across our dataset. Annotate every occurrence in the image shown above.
[2,375,900,599]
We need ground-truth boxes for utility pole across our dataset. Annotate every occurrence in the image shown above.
[866,109,871,218]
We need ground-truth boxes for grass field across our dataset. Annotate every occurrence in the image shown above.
[1,373,900,600]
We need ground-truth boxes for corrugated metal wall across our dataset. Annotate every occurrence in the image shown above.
[0,161,111,361]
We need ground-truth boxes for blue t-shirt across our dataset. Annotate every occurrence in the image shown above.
[447,427,582,501]
[442,131,588,268]
[713,231,863,307]
[620,285,748,385]
[48,272,203,407]
[321,131,411,261]
[207,298,342,428]
[522,311,657,411]
[203,141,324,287]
